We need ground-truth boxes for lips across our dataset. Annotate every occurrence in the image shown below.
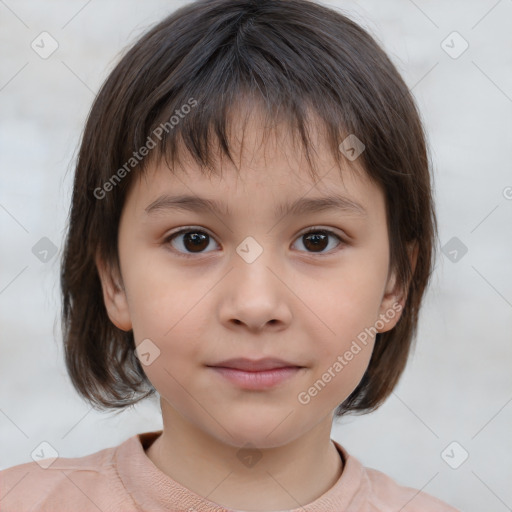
[207,357,303,372]
[207,358,306,390]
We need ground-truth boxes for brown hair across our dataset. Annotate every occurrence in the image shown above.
[60,0,438,416]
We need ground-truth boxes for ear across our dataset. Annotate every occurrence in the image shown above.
[95,253,132,332]
[377,241,419,333]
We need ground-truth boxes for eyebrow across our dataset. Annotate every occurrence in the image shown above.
[144,193,367,218]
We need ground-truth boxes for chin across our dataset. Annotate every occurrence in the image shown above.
[206,419,304,450]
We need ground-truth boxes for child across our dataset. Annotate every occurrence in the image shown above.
[0,0,461,510]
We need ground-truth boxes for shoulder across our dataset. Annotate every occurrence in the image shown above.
[362,465,461,511]
[0,440,136,512]
[333,441,460,512]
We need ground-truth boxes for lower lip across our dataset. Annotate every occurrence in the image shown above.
[209,366,302,390]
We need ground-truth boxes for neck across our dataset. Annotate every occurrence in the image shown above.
[145,403,343,511]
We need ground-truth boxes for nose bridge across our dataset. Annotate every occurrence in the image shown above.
[218,235,292,330]
[233,233,280,291]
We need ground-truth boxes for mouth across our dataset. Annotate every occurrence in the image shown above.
[206,358,305,390]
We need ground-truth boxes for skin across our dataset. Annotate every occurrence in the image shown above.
[96,106,417,510]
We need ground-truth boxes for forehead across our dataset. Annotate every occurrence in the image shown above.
[125,104,384,220]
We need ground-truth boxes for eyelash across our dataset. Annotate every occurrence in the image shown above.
[163,226,346,259]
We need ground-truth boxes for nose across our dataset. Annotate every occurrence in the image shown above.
[218,252,293,332]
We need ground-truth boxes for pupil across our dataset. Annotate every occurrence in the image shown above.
[184,232,208,252]
[304,232,327,252]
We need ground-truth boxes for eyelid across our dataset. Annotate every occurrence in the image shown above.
[298,225,347,239]
[165,225,349,240]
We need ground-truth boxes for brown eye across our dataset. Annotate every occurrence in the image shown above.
[293,228,344,255]
[303,231,329,252]
[165,228,218,257]
[181,232,210,252]
[164,226,345,259]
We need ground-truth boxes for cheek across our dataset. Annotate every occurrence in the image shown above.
[124,247,204,331]
[300,260,386,342]
[300,321,376,413]
[293,255,385,404]
[123,257,212,372]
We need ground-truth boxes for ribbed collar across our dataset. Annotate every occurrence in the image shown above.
[116,430,367,512]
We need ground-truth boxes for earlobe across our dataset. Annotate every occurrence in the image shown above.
[377,272,405,333]
[377,241,419,333]
[95,253,132,332]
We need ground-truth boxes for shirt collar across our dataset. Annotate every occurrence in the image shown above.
[115,430,365,511]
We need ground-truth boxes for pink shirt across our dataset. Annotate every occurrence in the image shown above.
[0,430,460,511]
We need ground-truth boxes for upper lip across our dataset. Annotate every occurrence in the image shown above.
[207,357,303,372]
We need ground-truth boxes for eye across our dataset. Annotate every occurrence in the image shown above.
[165,225,346,259]
[164,227,219,258]
[292,227,345,255]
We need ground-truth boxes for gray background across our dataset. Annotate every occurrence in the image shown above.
[1,1,512,511]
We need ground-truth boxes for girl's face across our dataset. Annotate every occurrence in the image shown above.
[97,112,407,449]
